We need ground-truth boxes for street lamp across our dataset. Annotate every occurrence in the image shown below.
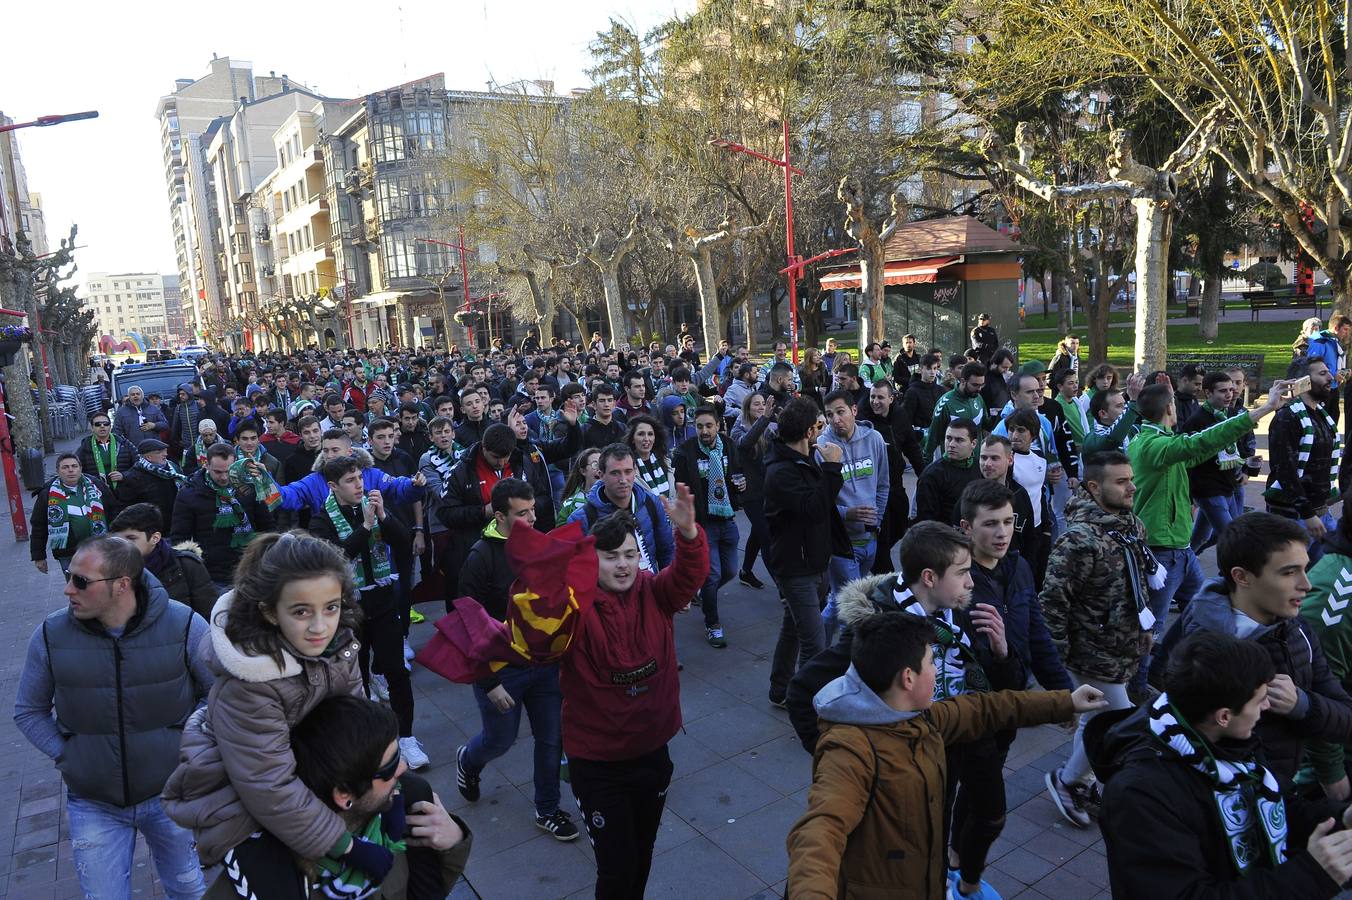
[0,111,99,134]
[709,122,805,363]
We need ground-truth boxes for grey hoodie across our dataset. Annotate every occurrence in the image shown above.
[814,663,919,727]
[817,419,890,541]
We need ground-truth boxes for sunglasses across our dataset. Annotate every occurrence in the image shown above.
[93,421,111,427]
[372,749,401,782]
[65,571,119,590]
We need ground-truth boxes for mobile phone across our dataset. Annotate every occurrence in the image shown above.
[1289,375,1312,397]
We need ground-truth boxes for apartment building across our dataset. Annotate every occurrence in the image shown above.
[86,273,184,346]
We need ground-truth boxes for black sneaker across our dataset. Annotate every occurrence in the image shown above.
[535,809,579,841]
[768,693,788,710]
[456,745,480,802]
[738,569,765,589]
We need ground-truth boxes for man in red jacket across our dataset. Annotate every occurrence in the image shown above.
[564,485,708,900]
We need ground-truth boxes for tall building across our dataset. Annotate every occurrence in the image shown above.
[86,273,184,347]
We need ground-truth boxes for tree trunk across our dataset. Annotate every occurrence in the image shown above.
[692,247,726,355]
[599,266,629,348]
[4,352,41,461]
[1199,274,1221,342]
[1132,197,1172,374]
[1084,286,1111,368]
[858,239,886,348]
[521,271,557,346]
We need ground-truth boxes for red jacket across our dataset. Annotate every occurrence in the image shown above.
[560,527,709,762]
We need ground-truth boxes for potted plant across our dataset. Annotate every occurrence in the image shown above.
[0,323,34,366]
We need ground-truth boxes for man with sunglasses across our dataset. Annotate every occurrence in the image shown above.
[15,534,213,900]
[78,411,135,492]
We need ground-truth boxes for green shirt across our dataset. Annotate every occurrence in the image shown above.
[923,389,987,463]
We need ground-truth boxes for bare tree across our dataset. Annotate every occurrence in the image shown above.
[839,178,905,347]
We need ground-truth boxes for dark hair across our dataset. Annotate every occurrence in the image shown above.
[1165,631,1276,727]
[921,352,943,369]
[851,612,936,695]
[265,408,288,425]
[591,510,638,552]
[78,534,145,586]
[836,362,860,380]
[823,389,856,409]
[322,455,361,485]
[1088,388,1122,422]
[398,402,422,416]
[225,531,361,669]
[670,366,691,383]
[623,371,646,389]
[1179,362,1205,381]
[559,382,586,403]
[944,417,979,440]
[291,696,399,811]
[110,502,165,539]
[869,380,896,398]
[57,451,80,467]
[534,381,557,398]
[234,418,261,438]
[959,479,1014,524]
[321,428,349,443]
[1005,408,1041,436]
[900,521,971,582]
[693,405,719,423]
[491,477,535,515]
[205,442,236,464]
[297,414,320,432]
[323,392,342,407]
[1081,450,1131,488]
[368,417,397,436]
[1202,371,1233,392]
[481,423,516,457]
[990,348,1016,370]
[982,433,1012,452]
[598,442,635,473]
[1085,363,1118,390]
[1287,354,1326,379]
[1216,512,1309,591]
[1053,368,1078,389]
[1136,384,1173,423]
[340,410,363,425]
[429,415,454,433]
[1013,372,1042,395]
[948,354,968,370]
[960,362,986,381]
[562,447,602,498]
[89,411,111,425]
[624,414,668,462]
[777,397,820,443]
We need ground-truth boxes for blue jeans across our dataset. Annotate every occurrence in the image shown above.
[701,517,739,628]
[823,538,878,645]
[67,794,206,900]
[769,573,826,699]
[1270,508,1338,566]
[1231,485,1246,520]
[1132,546,1204,692]
[1190,494,1236,552]
[464,663,563,815]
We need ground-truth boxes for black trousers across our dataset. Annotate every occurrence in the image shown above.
[570,745,674,900]
[359,584,415,737]
[869,486,910,575]
[217,773,446,900]
[740,493,769,574]
[945,736,1010,885]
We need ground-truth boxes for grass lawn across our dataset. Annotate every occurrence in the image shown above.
[1018,319,1299,381]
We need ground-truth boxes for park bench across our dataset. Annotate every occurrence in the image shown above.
[1245,289,1318,322]
[1163,352,1265,404]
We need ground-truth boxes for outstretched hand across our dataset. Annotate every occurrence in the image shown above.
[662,483,698,540]
[1071,684,1109,713]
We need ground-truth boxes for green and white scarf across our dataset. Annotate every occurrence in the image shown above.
[425,445,458,487]
[1291,400,1343,504]
[898,589,990,699]
[46,476,106,553]
[89,436,119,487]
[699,436,734,518]
[133,455,187,484]
[324,492,394,589]
[204,471,256,549]
[1148,693,1287,877]
[636,452,673,499]
[1202,402,1242,471]
[313,811,405,899]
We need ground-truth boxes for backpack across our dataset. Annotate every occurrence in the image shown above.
[582,489,661,533]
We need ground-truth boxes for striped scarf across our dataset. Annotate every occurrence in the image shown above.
[635,452,673,499]
[228,455,281,511]
[1148,693,1287,877]
[426,445,457,487]
[898,589,989,698]
[1291,400,1342,504]
[699,436,734,518]
[324,493,393,589]
[88,437,120,487]
[1202,402,1242,470]
[204,471,256,549]
[46,476,106,553]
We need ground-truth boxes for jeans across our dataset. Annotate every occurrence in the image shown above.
[1132,546,1204,692]
[67,794,206,900]
[823,538,877,645]
[1061,673,1133,785]
[769,573,826,700]
[463,663,563,815]
[700,517,739,628]
[1270,507,1338,566]
[1190,493,1237,553]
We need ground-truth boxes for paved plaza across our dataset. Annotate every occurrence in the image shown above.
[0,441,1124,900]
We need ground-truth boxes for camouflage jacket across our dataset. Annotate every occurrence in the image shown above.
[1039,490,1148,682]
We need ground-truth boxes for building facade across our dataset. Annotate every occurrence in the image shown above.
[86,273,184,348]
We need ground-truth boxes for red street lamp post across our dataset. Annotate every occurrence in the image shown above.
[710,121,806,363]
[419,227,505,351]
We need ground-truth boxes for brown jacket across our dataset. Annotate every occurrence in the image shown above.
[161,594,363,864]
[786,686,1074,899]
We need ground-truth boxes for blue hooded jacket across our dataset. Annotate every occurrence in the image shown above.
[566,479,675,571]
[277,447,423,514]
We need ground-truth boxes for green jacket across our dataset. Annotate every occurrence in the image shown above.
[1298,535,1352,786]
[923,389,987,463]
[1126,413,1254,548]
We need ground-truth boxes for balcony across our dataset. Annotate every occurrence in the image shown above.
[254,224,270,242]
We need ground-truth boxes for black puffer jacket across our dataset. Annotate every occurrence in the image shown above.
[1089,704,1345,900]
[1161,578,1352,788]
[168,471,275,584]
[761,438,850,579]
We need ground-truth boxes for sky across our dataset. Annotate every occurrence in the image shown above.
[0,0,694,291]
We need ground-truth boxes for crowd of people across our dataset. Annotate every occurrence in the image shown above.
[15,311,1352,899]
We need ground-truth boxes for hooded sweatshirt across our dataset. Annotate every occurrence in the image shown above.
[658,395,695,449]
[816,419,890,544]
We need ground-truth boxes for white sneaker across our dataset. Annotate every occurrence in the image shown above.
[399,736,430,769]
[403,639,414,671]
[369,674,390,702]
